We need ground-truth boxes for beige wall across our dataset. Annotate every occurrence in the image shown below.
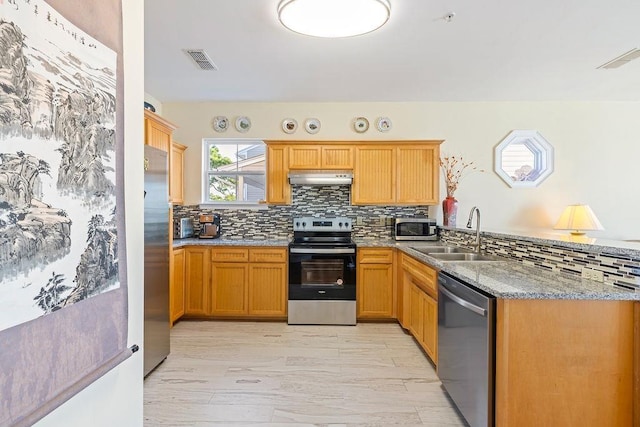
[35,1,144,426]
[163,101,640,241]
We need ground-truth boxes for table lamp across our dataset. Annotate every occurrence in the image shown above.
[553,204,604,236]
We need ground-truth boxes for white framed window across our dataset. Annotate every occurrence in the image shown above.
[202,139,266,205]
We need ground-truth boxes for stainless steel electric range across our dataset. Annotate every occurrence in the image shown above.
[287,217,357,325]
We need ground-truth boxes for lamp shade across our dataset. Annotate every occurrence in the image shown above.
[553,204,604,235]
[277,0,391,38]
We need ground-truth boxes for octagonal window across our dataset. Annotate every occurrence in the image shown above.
[494,130,554,187]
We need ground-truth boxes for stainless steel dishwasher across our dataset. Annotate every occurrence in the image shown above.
[437,271,496,427]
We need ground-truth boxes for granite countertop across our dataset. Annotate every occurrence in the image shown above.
[356,239,640,301]
[174,237,638,301]
[173,238,289,248]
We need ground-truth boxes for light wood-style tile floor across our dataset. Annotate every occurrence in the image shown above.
[144,321,467,426]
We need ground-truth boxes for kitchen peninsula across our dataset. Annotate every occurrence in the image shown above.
[172,227,639,427]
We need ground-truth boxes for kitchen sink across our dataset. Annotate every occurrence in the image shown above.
[428,253,506,262]
[411,246,470,254]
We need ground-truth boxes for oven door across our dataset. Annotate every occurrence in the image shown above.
[288,246,356,301]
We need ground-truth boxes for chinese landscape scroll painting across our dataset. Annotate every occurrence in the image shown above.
[0,0,119,331]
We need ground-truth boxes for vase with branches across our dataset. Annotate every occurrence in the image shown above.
[439,155,483,226]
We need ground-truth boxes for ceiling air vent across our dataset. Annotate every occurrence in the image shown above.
[597,48,640,69]
[184,49,218,70]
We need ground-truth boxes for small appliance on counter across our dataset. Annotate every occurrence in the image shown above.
[198,213,221,239]
[173,217,194,239]
[393,217,437,241]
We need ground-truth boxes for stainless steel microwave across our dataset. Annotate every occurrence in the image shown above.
[393,218,438,241]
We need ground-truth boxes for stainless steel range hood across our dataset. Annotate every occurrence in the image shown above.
[288,170,353,186]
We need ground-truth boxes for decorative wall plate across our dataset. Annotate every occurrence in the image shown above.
[235,116,251,133]
[353,117,369,133]
[212,116,229,132]
[304,118,321,134]
[282,118,298,134]
[376,117,392,132]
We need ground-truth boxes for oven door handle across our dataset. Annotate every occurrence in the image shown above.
[290,248,356,254]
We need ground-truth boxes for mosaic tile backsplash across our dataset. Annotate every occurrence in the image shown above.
[440,229,640,291]
[173,185,430,241]
[173,185,639,291]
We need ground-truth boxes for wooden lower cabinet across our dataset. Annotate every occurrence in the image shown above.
[207,247,287,318]
[248,263,287,316]
[211,263,248,315]
[170,248,186,324]
[357,248,394,319]
[408,282,437,364]
[421,293,437,363]
[399,252,438,365]
[409,283,424,339]
[496,299,636,427]
[184,247,210,316]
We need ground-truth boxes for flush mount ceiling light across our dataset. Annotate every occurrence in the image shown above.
[277,0,391,38]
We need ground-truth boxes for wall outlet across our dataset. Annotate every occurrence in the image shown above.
[378,216,386,226]
[356,217,364,226]
[581,267,604,282]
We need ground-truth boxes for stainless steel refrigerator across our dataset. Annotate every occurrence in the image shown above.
[143,145,170,376]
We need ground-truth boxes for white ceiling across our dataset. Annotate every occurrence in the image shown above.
[144,0,640,103]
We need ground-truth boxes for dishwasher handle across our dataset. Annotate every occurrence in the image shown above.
[439,284,487,316]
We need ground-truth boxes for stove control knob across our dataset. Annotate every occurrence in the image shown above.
[295,222,300,227]
[302,222,306,227]
[344,222,349,228]
[338,222,343,227]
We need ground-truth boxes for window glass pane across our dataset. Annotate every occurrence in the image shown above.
[501,142,536,181]
[207,174,265,202]
[209,145,237,172]
[204,140,266,204]
[208,143,266,172]
[208,175,238,201]
[240,174,265,202]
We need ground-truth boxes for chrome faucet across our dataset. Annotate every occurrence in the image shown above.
[466,206,481,254]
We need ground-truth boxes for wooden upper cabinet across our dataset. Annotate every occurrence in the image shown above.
[170,141,187,205]
[321,146,354,169]
[353,146,395,204]
[289,145,354,170]
[353,142,441,205]
[144,110,180,204]
[266,141,441,206]
[144,109,176,152]
[289,146,321,169]
[266,144,290,205]
[396,145,439,205]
